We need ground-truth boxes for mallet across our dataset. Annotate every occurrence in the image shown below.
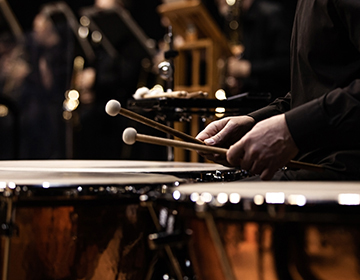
[122,127,324,173]
[106,99,203,144]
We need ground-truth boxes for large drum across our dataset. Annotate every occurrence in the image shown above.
[0,160,236,280]
[152,181,360,280]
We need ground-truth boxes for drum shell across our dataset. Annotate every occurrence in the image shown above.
[2,199,154,280]
[156,181,360,280]
[0,159,239,280]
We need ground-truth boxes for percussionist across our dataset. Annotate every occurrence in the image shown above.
[196,0,360,181]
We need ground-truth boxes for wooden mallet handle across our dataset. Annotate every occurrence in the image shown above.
[122,127,324,173]
[106,99,203,144]
[123,127,226,154]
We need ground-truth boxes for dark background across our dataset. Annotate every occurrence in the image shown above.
[9,0,94,32]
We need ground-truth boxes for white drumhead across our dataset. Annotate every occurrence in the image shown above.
[0,160,233,173]
[0,160,212,187]
[0,171,182,187]
[170,181,360,204]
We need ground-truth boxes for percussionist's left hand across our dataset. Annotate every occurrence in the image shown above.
[227,114,299,180]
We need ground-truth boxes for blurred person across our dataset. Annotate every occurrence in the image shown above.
[73,0,168,160]
[0,34,29,99]
[0,32,28,159]
[18,5,74,159]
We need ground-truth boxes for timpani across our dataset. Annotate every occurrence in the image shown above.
[153,181,360,280]
[0,160,237,280]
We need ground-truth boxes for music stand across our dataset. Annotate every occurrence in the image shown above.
[158,0,232,97]
[158,0,232,162]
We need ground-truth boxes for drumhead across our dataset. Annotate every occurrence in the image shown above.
[167,181,360,205]
[0,170,182,187]
[0,160,233,174]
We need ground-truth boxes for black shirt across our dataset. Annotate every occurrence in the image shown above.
[249,0,360,178]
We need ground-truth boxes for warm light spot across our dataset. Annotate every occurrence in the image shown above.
[78,26,89,38]
[215,89,227,100]
[226,0,236,6]
[229,193,241,204]
[200,192,213,203]
[254,194,264,205]
[190,192,199,202]
[63,99,79,112]
[139,194,148,201]
[91,31,102,43]
[288,194,306,206]
[80,16,90,27]
[266,192,285,204]
[338,193,360,205]
[74,56,84,69]
[217,192,228,204]
[0,105,9,117]
[68,90,80,100]
[63,111,72,120]
[152,84,164,91]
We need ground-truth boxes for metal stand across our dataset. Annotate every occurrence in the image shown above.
[143,201,186,280]
[1,189,16,280]
[158,26,179,162]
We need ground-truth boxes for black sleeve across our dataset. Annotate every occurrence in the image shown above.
[248,92,292,122]
[285,1,360,153]
[285,80,360,153]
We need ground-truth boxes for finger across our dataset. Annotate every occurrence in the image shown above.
[226,142,245,167]
[250,160,267,176]
[196,130,214,142]
[196,123,225,143]
[197,152,229,166]
[260,167,278,181]
[210,122,238,146]
[204,138,216,145]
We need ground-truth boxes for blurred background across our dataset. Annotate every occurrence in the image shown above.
[0,0,297,162]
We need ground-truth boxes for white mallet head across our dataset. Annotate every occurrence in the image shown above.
[123,127,137,145]
[133,86,150,99]
[105,99,121,116]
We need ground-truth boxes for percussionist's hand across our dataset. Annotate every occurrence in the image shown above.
[227,114,299,180]
[196,116,255,165]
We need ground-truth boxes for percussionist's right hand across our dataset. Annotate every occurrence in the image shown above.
[196,116,255,165]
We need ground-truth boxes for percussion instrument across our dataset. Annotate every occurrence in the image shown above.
[151,180,360,280]
[0,160,238,280]
[126,92,271,122]
[0,159,240,185]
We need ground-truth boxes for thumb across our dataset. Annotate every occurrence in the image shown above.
[204,130,227,146]
[204,138,216,145]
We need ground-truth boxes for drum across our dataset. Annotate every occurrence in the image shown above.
[0,159,241,183]
[0,160,238,280]
[152,181,360,280]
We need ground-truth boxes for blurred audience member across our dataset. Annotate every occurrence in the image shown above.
[18,5,74,159]
[73,0,168,160]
